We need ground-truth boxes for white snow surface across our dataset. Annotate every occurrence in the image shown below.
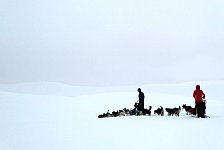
[0,81,224,150]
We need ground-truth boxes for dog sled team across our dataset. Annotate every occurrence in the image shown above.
[98,85,207,119]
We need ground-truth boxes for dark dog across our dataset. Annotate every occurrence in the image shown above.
[165,108,173,116]
[142,106,152,116]
[112,109,126,117]
[112,110,119,117]
[129,108,137,116]
[98,110,113,118]
[173,106,181,116]
[182,104,195,115]
[165,106,181,116]
[154,106,164,116]
[123,108,130,116]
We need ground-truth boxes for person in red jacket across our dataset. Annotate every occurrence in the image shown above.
[193,85,206,118]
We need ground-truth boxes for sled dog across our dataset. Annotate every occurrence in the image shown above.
[154,106,164,116]
[165,106,181,116]
[182,104,195,115]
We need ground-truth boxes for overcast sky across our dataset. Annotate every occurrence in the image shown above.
[1,0,224,86]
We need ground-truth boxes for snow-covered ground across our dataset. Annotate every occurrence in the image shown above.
[0,81,224,150]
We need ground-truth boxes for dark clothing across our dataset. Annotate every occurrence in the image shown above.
[138,91,145,111]
[195,102,206,118]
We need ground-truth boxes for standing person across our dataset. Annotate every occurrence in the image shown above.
[193,85,206,118]
[137,88,145,112]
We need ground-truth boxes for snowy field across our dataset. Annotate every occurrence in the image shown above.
[0,81,224,150]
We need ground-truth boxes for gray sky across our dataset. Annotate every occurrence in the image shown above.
[1,0,224,86]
